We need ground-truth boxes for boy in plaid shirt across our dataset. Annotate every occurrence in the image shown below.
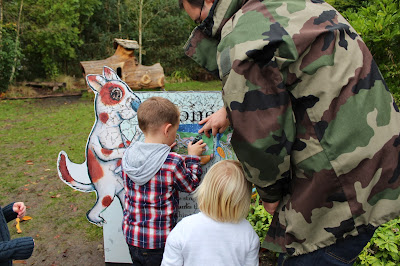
[121,96,206,266]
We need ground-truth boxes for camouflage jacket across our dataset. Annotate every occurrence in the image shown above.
[184,0,400,256]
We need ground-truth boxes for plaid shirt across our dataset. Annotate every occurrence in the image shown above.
[122,153,202,249]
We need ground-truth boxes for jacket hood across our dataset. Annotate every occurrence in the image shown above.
[183,0,245,77]
[122,141,170,185]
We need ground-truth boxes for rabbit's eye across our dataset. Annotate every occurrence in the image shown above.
[111,87,123,101]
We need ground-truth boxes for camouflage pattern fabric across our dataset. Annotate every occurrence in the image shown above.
[184,0,400,256]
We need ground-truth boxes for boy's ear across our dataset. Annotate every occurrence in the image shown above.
[164,123,173,136]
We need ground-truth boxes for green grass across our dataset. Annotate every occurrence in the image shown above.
[0,97,103,262]
[0,80,223,263]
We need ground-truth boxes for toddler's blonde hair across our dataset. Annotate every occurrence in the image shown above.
[194,160,252,223]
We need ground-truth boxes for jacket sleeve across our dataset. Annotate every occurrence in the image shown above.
[173,155,202,193]
[0,237,34,261]
[218,17,297,203]
[2,203,17,223]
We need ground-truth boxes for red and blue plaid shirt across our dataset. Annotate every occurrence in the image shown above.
[122,153,202,249]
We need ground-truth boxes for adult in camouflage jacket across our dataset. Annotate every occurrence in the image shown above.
[180,0,400,262]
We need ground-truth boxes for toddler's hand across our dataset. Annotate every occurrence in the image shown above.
[188,140,206,156]
[13,202,26,219]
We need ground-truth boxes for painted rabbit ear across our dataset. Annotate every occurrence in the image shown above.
[86,74,106,93]
[103,66,120,81]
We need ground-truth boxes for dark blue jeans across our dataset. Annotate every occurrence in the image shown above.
[278,226,376,266]
[128,245,164,266]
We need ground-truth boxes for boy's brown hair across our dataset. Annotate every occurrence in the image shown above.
[137,96,180,133]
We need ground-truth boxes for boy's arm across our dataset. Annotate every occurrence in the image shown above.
[173,155,202,193]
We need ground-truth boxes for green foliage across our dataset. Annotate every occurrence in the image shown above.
[0,23,22,93]
[1,0,397,94]
[355,218,400,266]
[325,0,366,13]
[169,70,193,83]
[247,193,273,243]
[392,92,400,108]
[78,0,132,61]
[22,0,101,79]
[129,0,201,76]
[1,0,208,83]
[340,0,400,94]
[77,0,201,77]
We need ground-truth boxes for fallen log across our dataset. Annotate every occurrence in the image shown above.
[23,82,67,91]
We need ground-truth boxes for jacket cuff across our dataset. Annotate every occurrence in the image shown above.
[12,237,34,260]
[255,184,282,203]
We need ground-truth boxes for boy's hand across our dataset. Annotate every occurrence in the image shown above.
[188,140,206,156]
[13,202,26,219]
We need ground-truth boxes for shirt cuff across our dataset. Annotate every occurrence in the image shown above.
[183,155,200,163]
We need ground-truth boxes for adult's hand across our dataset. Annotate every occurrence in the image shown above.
[262,201,280,216]
[198,107,230,138]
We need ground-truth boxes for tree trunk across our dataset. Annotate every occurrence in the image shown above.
[117,0,121,33]
[138,0,143,64]
[0,0,3,46]
[9,0,23,83]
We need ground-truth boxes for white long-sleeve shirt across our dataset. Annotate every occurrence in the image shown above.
[161,212,260,266]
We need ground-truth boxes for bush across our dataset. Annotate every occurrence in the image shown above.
[247,191,273,243]
[325,0,366,13]
[340,0,400,94]
[356,218,400,266]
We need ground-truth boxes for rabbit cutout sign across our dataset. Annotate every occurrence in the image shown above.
[57,66,141,225]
